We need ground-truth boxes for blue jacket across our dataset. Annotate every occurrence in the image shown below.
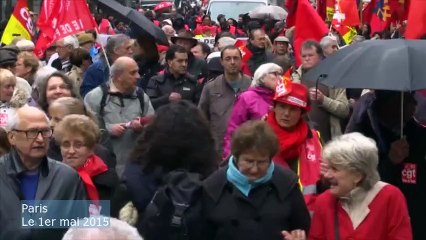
[80,59,109,97]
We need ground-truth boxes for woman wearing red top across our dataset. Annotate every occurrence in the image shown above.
[266,82,324,212]
[194,15,218,37]
[307,133,412,240]
[53,114,118,204]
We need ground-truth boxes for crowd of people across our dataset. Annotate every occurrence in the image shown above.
[0,1,424,240]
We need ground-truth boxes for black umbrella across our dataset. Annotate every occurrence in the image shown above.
[304,39,426,138]
[304,39,426,91]
[96,0,169,46]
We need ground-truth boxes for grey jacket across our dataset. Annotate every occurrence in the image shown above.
[84,85,155,176]
[198,74,252,156]
[0,149,86,240]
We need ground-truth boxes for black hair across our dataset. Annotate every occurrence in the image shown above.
[220,45,242,59]
[165,45,187,62]
[197,42,211,56]
[129,100,218,177]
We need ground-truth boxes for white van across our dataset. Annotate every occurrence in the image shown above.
[207,0,269,22]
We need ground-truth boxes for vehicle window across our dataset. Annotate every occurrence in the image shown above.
[208,2,266,21]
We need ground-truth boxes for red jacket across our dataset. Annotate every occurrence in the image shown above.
[309,184,412,240]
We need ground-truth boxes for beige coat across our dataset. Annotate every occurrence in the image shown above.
[66,66,83,93]
[292,67,349,138]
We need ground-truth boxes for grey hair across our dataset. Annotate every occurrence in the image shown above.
[109,59,127,79]
[4,108,19,132]
[105,34,131,56]
[62,217,143,240]
[323,132,380,190]
[60,35,79,48]
[320,36,337,48]
[4,107,50,132]
[251,63,282,87]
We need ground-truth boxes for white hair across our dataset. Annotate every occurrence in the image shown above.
[218,37,237,51]
[15,39,35,51]
[60,35,79,48]
[62,217,143,240]
[4,108,19,132]
[105,34,131,56]
[33,66,57,90]
[4,107,50,132]
[320,36,337,48]
[251,63,282,87]
[323,132,380,190]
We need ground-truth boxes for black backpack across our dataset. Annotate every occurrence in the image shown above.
[98,83,145,128]
[140,170,203,240]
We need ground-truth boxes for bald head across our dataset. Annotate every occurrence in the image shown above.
[109,57,140,93]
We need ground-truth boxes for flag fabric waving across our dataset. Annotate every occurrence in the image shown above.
[34,0,97,58]
[0,0,34,45]
[294,0,328,67]
[331,0,360,44]
[405,0,426,39]
[275,69,293,98]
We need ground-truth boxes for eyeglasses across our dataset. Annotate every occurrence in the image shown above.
[13,128,52,139]
[61,141,87,151]
[240,159,270,169]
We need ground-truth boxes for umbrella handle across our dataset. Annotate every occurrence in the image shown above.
[400,92,404,139]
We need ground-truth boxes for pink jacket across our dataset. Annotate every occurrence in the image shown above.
[222,86,274,159]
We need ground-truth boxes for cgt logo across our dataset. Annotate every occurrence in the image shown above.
[402,163,416,184]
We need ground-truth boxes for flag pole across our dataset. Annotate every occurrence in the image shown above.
[95,28,111,69]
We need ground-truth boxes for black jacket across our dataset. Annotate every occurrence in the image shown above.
[200,166,310,240]
[0,149,86,240]
[188,54,208,80]
[146,68,201,109]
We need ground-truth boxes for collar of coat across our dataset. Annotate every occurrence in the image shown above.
[4,148,51,177]
[203,165,299,203]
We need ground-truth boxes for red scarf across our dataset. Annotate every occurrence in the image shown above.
[77,155,108,203]
[266,111,308,166]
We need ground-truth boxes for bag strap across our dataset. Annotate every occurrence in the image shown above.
[98,83,109,129]
[334,199,340,240]
[135,87,145,115]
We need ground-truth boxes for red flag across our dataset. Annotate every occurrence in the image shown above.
[317,0,327,20]
[362,0,376,24]
[294,0,328,66]
[370,0,393,33]
[405,0,426,39]
[34,0,97,58]
[235,39,252,63]
[285,0,298,27]
[0,0,35,45]
[331,0,360,43]
[326,0,336,21]
[275,69,293,98]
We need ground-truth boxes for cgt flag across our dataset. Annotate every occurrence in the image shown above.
[0,0,35,45]
[34,0,97,58]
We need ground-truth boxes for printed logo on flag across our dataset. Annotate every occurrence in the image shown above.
[0,112,8,128]
[402,163,417,184]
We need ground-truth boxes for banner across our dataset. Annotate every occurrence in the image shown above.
[34,0,97,58]
[0,0,34,45]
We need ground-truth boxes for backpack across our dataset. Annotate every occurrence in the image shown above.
[98,83,145,128]
[140,170,203,240]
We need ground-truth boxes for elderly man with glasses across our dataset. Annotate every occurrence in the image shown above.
[0,106,86,240]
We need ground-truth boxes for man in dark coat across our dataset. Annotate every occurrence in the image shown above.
[146,45,201,109]
[0,106,86,240]
[171,30,208,80]
[241,28,275,77]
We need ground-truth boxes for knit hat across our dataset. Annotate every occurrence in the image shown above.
[0,45,19,66]
[273,82,310,111]
[77,33,95,46]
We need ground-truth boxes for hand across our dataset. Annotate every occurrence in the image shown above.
[320,161,329,176]
[110,124,126,137]
[129,119,144,132]
[309,88,325,103]
[169,92,182,103]
[388,138,409,164]
[282,229,306,240]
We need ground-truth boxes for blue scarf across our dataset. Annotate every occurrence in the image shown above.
[226,156,275,197]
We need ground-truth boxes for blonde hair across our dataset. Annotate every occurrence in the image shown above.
[0,68,16,86]
[53,114,100,149]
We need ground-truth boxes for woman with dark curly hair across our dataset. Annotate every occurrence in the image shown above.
[123,100,218,232]
[37,71,80,113]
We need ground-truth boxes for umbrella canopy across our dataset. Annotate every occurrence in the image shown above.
[96,0,169,45]
[303,39,426,91]
[249,5,288,21]
[154,2,173,12]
